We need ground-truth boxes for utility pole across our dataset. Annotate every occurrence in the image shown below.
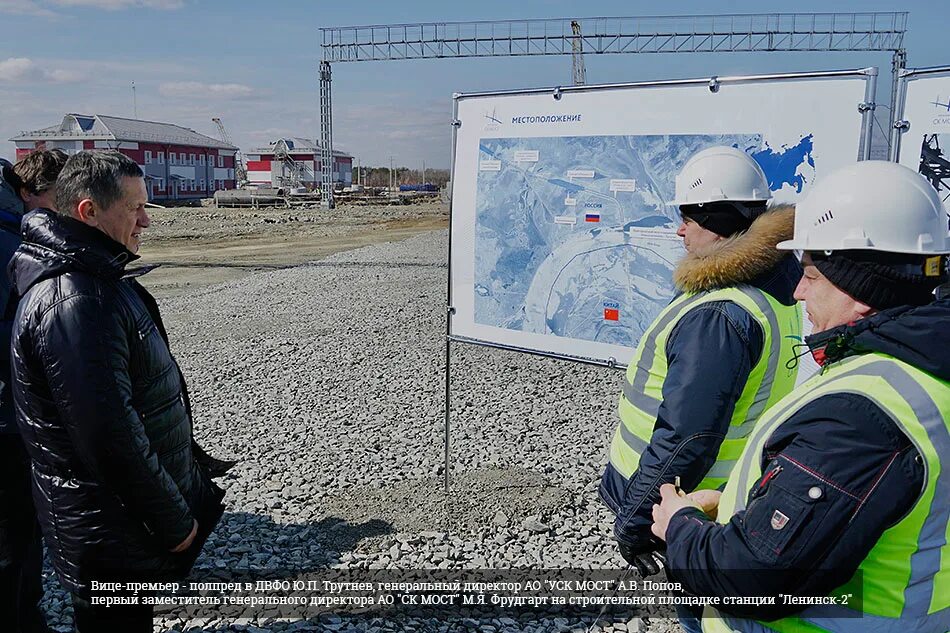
[423,159,426,185]
[389,156,394,192]
[131,81,137,118]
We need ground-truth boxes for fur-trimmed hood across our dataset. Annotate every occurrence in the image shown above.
[674,204,797,294]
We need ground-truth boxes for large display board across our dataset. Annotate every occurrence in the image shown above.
[894,66,950,214]
[449,70,874,367]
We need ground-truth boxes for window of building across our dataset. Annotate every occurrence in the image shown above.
[157,178,165,191]
[169,152,176,164]
[208,155,214,167]
[199,178,206,190]
[199,154,205,166]
[217,155,224,168]
[190,154,196,165]
[144,150,152,164]
[157,152,164,164]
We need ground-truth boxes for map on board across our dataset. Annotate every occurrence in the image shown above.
[473,133,815,350]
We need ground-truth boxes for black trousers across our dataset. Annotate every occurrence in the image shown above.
[0,434,48,633]
[71,594,153,633]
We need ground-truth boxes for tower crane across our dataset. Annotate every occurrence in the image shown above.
[211,117,247,187]
[571,20,586,86]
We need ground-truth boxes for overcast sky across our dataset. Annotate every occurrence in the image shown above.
[1,0,946,168]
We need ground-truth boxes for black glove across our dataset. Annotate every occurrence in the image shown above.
[618,541,665,577]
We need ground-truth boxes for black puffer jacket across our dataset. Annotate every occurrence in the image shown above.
[9,209,224,597]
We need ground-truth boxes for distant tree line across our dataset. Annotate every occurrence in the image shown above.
[354,166,451,188]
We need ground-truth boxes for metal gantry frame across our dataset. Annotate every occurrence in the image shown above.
[319,12,907,210]
[318,12,908,490]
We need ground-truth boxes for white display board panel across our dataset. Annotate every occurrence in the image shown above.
[895,67,950,215]
[449,70,872,367]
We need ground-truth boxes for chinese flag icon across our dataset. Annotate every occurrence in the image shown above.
[604,308,620,321]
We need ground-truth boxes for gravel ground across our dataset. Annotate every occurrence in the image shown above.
[38,229,683,633]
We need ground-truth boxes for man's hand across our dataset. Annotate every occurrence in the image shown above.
[651,484,701,542]
[687,489,722,521]
[618,542,665,577]
[170,520,198,553]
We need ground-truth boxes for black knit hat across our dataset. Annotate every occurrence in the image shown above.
[811,250,948,310]
[679,200,768,237]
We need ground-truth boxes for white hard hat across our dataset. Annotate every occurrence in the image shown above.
[777,161,950,255]
[672,146,772,206]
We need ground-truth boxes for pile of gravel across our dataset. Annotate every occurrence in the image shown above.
[38,229,682,633]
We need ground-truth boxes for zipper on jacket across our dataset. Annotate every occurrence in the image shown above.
[137,392,183,419]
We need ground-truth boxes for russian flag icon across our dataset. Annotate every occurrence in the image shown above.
[585,212,600,222]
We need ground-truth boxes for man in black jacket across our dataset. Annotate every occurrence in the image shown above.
[9,151,224,632]
[651,161,950,632]
[0,150,66,633]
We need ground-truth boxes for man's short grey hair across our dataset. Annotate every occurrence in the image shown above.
[55,151,144,217]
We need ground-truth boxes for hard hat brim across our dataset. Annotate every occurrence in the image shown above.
[777,238,950,255]
[776,239,802,251]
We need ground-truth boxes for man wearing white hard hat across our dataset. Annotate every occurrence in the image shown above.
[599,146,804,584]
[651,160,950,633]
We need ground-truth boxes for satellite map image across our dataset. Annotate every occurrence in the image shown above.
[474,133,815,349]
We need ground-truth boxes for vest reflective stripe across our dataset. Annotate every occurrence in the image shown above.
[609,285,801,491]
[703,355,950,633]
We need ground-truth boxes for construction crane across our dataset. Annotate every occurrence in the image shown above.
[211,117,247,187]
[571,20,586,86]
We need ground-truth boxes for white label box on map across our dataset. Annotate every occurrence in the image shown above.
[609,179,637,192]
[479,160,502,171]
[564,197,577,206]
[554,215,577,225]
[567,169,595,178]
[514,150,540,162]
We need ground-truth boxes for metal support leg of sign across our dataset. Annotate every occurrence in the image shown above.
[858,66,879,161]
[888,49,908,160]
[444,99,462,493]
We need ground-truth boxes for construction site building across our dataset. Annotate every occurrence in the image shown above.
[10,113,239,201]
[245,138,352,189]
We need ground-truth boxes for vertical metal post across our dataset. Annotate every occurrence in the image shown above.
[319,61,335,209]
[444,98,462,492]
[888,49,908,162]
[858,66,878,161]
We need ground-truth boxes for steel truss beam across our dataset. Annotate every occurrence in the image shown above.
[321,13,906,63]
[318,13,906,209]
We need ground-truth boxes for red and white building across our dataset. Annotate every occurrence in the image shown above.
[245,137,352,189]
[10,113,239,201]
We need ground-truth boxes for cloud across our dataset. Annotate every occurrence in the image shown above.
[0,57,85,83]
[159,81,257,100]
[0,0,57,16]
[0,0,183,16]
[50,0,183,8]
[0,58,34,81]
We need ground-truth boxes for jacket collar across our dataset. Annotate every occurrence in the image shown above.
[14,208,139,287]
[805,299,950,381]
[672,204,796,293]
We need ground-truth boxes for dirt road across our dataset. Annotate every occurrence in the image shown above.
[136,200,448,297]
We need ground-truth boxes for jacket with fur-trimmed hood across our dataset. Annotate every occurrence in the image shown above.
[600,204,803,550]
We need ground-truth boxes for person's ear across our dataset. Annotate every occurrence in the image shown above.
[18,188,32,204]
[76,198,97,224]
